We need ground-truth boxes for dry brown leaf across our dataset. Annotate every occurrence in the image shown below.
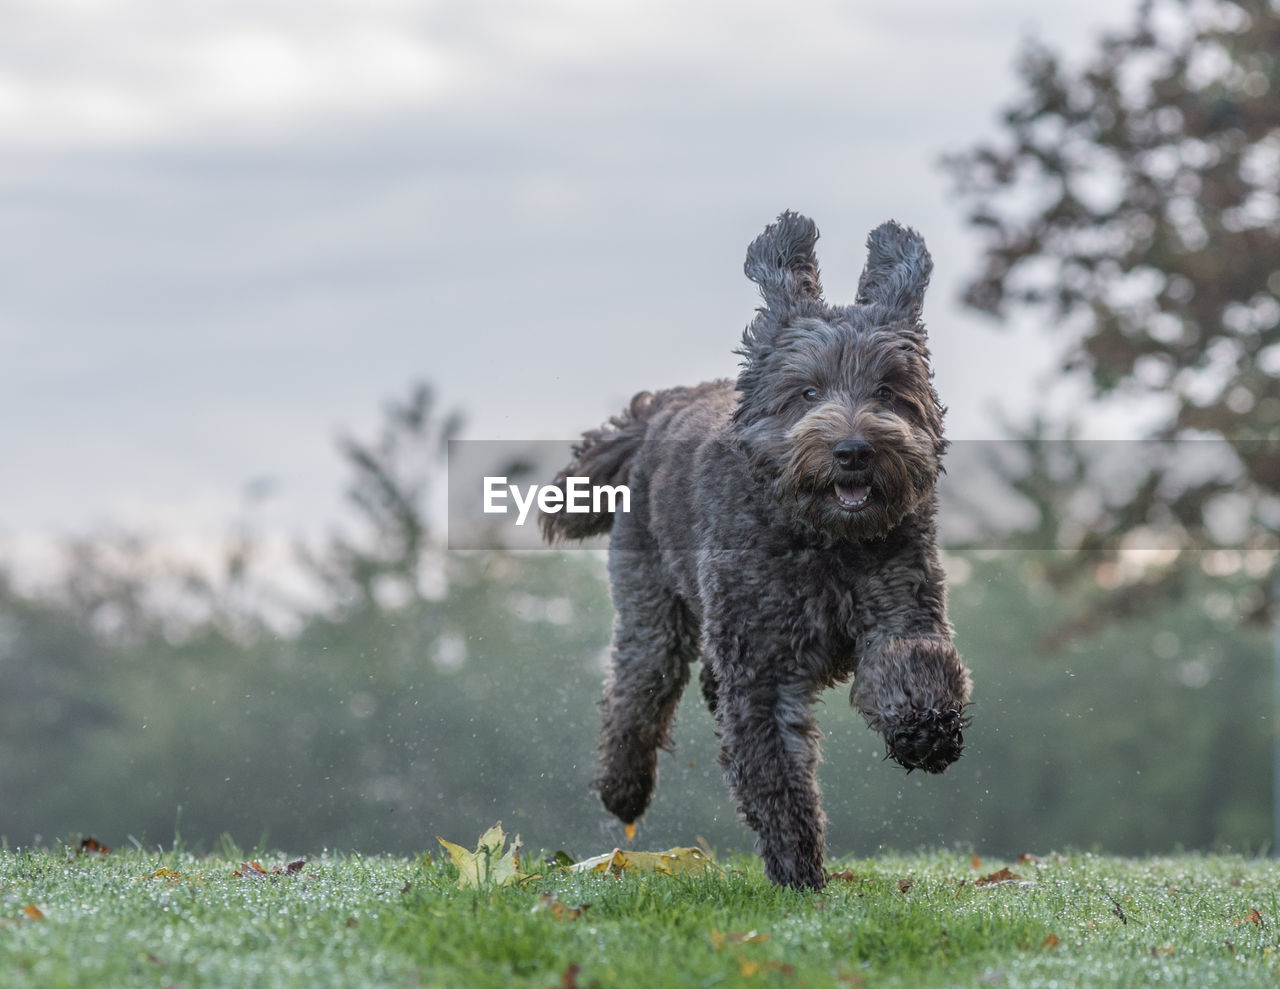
[1041,934,1060,949]
[562,965,581,989]
[827,870,861,882]
[79,837,110,856]
[975,867,1022,887]
[533,893,588,921]
[1235,909,1264,927]
[624,823,637,841]
[1018,853,1044,865]
[22,905,45,921]
[972,853,982,870]
[898,878,914,894]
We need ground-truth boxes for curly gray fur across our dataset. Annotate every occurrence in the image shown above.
[543,211,973,890]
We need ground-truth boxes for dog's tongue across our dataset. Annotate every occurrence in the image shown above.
[836,483,870,509]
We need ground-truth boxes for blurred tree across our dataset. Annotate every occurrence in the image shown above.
[305,381,463,611]
[946,0,1280,622]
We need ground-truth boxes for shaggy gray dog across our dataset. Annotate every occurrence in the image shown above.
[541,211,973,889]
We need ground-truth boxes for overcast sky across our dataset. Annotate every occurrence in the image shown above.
[0,0,1137,574]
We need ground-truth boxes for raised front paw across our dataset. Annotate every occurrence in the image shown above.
[882,705,968,773]
[853,636,973,774]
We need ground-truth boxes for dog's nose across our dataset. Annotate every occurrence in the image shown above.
[833,438,874,471]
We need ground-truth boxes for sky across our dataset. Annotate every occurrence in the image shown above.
[0,0,1139,577]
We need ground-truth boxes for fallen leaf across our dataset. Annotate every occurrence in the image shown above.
[567,846,716,877]
[562,963,581,989]
[234,861,269,879]
[285,859,305,874]
[532,893,588,921]
[1040,934,1060,949]
[1018,853,1044,865]
[437,823,531,890]
[898,878,914,894]
[739,960,760,977]
[22,905,45,920]
[975,867,1022,887]
[79,837,110,856]
[828,871,861,882]
[142,868,184,882]
[972,853,982,870]
[1235,909,1264,928]
[1151,946,1175,956]
[624,822,637,841]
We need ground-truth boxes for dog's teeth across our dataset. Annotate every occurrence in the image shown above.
[835,484,870,509]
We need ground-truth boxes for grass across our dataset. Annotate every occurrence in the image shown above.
[3,840,1280,987]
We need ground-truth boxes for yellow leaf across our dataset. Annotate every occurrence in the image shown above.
[142,868,183,881]
[437,822,528,890]
[739,960,759,977]
[22,905,44,920]
[567,846,716,877]
[624,822,637,841]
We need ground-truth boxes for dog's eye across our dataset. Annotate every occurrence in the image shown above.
[876,386,893,402]
[802,387,820,402]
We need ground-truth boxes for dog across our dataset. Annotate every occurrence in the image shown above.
[541,211,972,889]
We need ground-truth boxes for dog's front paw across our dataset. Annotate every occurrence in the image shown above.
[882,705,968,774]
[853,636,972,773]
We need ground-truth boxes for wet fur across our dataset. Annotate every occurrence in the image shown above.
[542,212,973,889]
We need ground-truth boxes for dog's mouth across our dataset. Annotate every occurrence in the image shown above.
[832,482,872,512]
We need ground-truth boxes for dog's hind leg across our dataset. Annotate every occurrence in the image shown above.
[594,552,698,826]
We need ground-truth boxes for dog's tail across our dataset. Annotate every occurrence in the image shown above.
[540,392,656,542]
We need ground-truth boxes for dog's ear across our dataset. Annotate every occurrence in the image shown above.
[855,221,932,319]
[743,211,823,318]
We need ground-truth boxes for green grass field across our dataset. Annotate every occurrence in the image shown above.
[3,840,1279,987]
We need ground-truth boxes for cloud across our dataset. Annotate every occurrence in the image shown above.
[1,0,452,146]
